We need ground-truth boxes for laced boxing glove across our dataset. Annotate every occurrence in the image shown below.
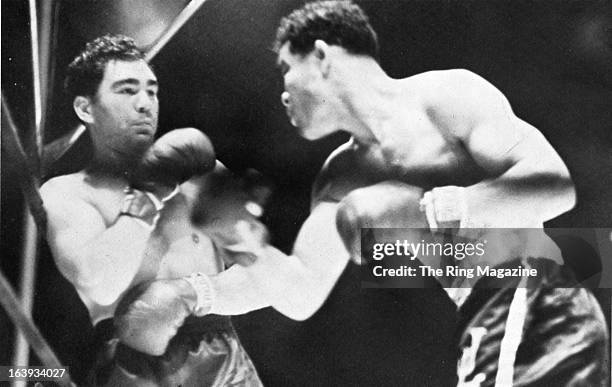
[114,273,215,356]
[120,128,216,227]
[336,181,429,264]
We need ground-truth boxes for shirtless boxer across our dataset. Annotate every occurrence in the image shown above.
[45,5,602,386]
[201,0,577,317]
[40,35,262,386]
[74,1,577,326]
[191,1,606,385]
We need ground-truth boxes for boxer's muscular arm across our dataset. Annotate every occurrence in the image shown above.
[209,200,349,320]
[431,69,576,226]
[197,149,351,320]
[41,179,152,305]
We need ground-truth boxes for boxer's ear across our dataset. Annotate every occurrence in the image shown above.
[313,39,331,77]
[74,96,94,124]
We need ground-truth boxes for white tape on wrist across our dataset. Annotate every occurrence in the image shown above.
[419,191,439,231]
[120,188,161,229]
[184,272,216,316]
[419,186,468,231]
[119,185,181,229]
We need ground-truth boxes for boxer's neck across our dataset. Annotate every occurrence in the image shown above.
[87,143,141,180]
[332,58,402,145]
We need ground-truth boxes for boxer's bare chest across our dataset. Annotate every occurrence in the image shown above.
[83,177,219,279]
[315,109,487,202]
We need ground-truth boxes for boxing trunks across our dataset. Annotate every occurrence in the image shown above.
[456,257,609,386]
[88,314,262,386]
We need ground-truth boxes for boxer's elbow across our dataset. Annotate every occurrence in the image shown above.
[530,163,576,220]
[87,286,124,306]
[272,266,337,321]
[276,293,327,321]
[278,307,312,321]
[514,144,575,217]
[54,255,112,305]
[72,263,127,306]
[556,174,576,215]
[286,309,317,322]
[79,279,124,306]
[542,157,576,215]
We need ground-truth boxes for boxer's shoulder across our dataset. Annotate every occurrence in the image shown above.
[406,69,499,109]
[405,68,485,89]
[41,171,90,202]
[42,171,133,227]
[403,69,509,139]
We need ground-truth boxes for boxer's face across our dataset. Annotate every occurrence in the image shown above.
[278,43,335,140]
[86,59,159,157]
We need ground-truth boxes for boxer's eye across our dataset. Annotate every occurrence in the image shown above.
[118,87,137,95]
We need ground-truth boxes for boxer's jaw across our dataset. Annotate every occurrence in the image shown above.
[278,42,338,139]
[85,59,159,178]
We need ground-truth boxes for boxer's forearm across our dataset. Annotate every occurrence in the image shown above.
[260,246,346,320]
[208,201,349,320]
[466,158,576,226]
[451,87,576,225]
[71,216,153,305]
[210,245,346,320]
[207,263,270,316]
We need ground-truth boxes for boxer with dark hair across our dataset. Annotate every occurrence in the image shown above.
[201,0,575,319]
[182,1,608,385]
[41,35,262,386]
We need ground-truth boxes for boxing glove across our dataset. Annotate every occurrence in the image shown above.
[119,128,216,227]
[131,128,216,193]
[336,181,429,264]
[114,274,214,356]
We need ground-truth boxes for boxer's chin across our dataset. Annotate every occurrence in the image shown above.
[299,122,335,141]
[130,135,155,152]
[298,126,318,140]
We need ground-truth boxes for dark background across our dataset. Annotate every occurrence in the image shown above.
[2,0,611,385]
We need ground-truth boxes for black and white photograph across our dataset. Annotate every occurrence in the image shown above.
[2,0,611,386]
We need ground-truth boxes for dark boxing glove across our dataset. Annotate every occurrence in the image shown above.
[336,181,429,264]
[119,128,216,227]
[114,274,215,356]
[132,128,216,193]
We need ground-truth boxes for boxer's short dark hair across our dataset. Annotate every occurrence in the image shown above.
[274,0,379,60]
[65,34,147,100]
